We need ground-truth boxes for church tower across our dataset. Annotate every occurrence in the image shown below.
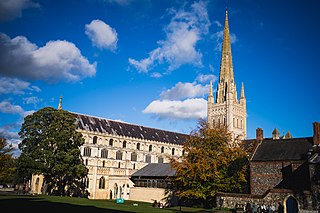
[207,10,247,139]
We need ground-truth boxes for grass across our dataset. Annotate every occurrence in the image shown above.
[0,194,232,213]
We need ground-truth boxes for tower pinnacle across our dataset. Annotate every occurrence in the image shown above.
[58,96,62,110]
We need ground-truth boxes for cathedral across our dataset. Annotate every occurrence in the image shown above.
[207,10,246,140]
[31,10,246,202]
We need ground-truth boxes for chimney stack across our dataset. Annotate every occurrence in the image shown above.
[256,128,263,141]
[313,122,320,145]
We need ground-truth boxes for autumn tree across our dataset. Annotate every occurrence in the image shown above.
[0,138,16,186]
[170,119,249,208]
[18,107,88,196]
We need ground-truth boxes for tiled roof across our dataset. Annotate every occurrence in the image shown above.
[251,137,313,161]
[131,163,176,177]
[72,113,187,145]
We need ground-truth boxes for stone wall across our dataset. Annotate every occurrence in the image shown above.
[250,161,304,195]
[215,189,316,212]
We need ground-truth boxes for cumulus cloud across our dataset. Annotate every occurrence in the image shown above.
[0,33,96,83]
[196,73,217,83]
[85,19,118,51]
[0,0,39,22]
[0,100,34,117]
[129,0,210,73]
[0,77,41,94]
[143,98,207,120]
[160,82,209,100]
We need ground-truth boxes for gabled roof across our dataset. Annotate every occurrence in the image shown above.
[131,163,176,178]
[72,113,187,145]
[251,137,313,161]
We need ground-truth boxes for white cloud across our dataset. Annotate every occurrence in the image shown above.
[129,0,210,73]
[0,33,96,83]
[0,100,34,117]
[105,0,132,6]
[143,98,207,120]
[85,19,118,51]
[0,0,39,22]
[150,72,162,78]
[214,20,222,27]
[196,73,217,83]
[160,82,209,100]
[0,77,41,94]
[23,96,43,107]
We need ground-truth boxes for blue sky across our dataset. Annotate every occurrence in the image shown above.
[1,0,319,156]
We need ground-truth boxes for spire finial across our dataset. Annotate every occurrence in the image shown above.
[58,96,62,110]
[209,80,213,97]
[241,82,245,98]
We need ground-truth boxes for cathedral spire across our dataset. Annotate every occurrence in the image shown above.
[219,9,234,83]
[58,96,62,110]
[216,9,236,104]
[209,80,213,97]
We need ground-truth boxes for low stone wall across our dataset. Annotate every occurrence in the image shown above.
[215,189,317,212]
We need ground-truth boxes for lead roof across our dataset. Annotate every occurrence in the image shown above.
[72,113,187,145]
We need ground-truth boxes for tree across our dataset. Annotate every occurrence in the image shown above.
[170,119,249,208]
[0,138,16,186]
[18,107,88,196]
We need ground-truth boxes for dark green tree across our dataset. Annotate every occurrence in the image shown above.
[170,119,249,208]
[18,107,88,196]
[0,138,16,186]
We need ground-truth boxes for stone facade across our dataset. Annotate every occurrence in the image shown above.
[250,161,305,195]
[207,10,246,140]
[30,112,187,200]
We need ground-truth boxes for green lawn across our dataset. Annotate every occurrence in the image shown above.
[0,194,232,213]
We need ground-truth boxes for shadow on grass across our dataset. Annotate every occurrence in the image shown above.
[0,197,130,213]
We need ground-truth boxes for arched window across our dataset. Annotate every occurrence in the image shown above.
[85,159,88,165]
[131,152,137,161]
[133,163,135,169]
[123,141,127,148]
[149,145,152,152]
[109,139,114,146]
[93,136,97,144]
[118,162,121,168]
[145,154,151,163]
[116,150,122,160]
[136,143,140,150]
[101,149,108,158]
[158,156,164,164]
[182,150,185,156]
[102,160,105,167]
[161,146,164,153]
[99,176,105,189]
[172,148,175,155]
[83,147,91,157]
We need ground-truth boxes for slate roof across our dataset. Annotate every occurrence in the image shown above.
[131,163,176,177]
[251,137,313,161]
[72,112,188,145]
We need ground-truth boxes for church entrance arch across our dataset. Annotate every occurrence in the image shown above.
[285,196,298,213]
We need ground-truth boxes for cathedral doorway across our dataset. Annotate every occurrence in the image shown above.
[285,196,298,213]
